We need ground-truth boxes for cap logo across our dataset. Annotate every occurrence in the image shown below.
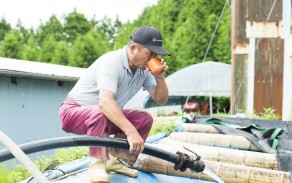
[152,38,162,42]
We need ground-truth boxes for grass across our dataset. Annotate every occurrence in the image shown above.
[148,116,180,136]
[0,147,88,183]
[0,165,13,183]
[214,107,281,121]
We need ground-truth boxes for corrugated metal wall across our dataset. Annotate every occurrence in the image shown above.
[232,54,248,113]
[231,0,249,114]
[231,0,284,116]
[247,0,282,22]
[232,0,249,45]
[0,76,75,149]
[254,38,284,115]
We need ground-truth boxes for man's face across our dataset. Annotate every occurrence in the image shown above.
[133,44,156,70]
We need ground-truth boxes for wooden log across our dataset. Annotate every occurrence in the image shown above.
[134,154,290,183]
[181,123,220,133]
[152,141,278,170]
[169,132,259,151]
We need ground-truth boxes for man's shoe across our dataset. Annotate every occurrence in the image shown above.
[107,154,139,177]
[88,158,109,183]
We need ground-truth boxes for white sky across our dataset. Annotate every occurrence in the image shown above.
[0,0,158,28]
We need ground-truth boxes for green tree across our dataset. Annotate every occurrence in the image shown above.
[213,4,231,63]
[114,0,231,75]
[15,20,33,44]
[63,10,92,43]
[51,41,70,65]
[167,0,220,69]
[36,15,64,44]
[0,18,12,42]
[0,1,231,71]
[68,29,109,67]
[38,35,57,62]
[21,35,38,61]
[0,30,22,58]
[95,16,122,46]
[113,22,135,50]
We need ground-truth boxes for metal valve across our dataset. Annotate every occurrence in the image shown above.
[174,151,205,172]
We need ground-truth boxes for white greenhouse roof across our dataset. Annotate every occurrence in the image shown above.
[0,57,86,81]
[126,61,231,110]
[166,61,231,97]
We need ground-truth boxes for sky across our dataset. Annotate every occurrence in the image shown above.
[0,0,158,28]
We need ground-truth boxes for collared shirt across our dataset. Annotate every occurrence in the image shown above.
[66,46,157,108]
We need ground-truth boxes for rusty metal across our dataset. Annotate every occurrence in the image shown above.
[231,0,249,114]
[231,54,248,114]
[247,0,282,22]
[231,0,284,117]
[174,151,205,173]
[254,38,283,117]
[232,0,249,46]
[174,151,193,171]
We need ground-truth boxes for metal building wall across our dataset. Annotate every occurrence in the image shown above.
[247,0,282,22]
[231,0,286,118]
[0,75,75,149]
[254,38,284,116]
[231,0,249,114]
[231,54,248,113]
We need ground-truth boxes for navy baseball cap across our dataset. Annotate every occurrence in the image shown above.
[130,25,171,56]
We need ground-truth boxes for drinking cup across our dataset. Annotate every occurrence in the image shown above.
[146,57,164,75]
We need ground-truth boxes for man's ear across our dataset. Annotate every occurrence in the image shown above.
[129,43,138,54]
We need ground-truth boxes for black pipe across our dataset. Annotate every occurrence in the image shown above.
[0,135,205,172]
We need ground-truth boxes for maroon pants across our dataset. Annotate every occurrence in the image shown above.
[59,100,153,162]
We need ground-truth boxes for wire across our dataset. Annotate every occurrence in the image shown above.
[183,0,229,114]
[255,0,278,49]
[202,0,229,63]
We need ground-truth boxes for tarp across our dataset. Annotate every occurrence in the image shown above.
[166,61,231,97]
[190,115,292,172]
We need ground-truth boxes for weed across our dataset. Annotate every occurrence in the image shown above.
[0,147,88,183]
[148,117,177,136]
[260,108,281,120]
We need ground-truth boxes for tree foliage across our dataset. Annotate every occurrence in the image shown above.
[0,18,11,42]
[0,0,231,74]
[21,35,38,61]
[0,30,22,58]
[114,0,231,75]
[68,29,109,67]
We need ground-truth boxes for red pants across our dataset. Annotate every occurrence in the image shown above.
[59,100,153,163]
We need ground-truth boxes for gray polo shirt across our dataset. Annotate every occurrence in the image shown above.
[66,46,157,108]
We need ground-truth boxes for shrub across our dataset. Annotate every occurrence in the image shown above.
[260,108,281,120]
[0,147,88,183]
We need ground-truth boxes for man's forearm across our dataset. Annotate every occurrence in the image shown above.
[153,78,169,105]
